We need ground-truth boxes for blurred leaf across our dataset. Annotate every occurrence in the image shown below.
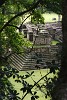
[20,87,26,93]
[31,96,35,100]
[50,67,55,74]
[31,71,34,75]
[13,75,15,78]
[34,91,37,95]
[25,74,29,78]
[15,79,21,83]
[35,95,39,99]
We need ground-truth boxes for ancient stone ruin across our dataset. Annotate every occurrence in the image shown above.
[8,22,62,70]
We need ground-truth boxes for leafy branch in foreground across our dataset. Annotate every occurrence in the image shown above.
[20,64,59,100]
[0,0,42,33]
[14,70,50,100]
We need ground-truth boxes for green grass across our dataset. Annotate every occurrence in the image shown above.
[51,40,59,45]
[33,45,50,48]
[42,13,62,22]
[24,13,62,23]
[32,40,59,48]
[9,69,57,100]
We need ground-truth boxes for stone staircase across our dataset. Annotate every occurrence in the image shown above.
[8,51,50,71]
[8,50,59,71]
[8,52,37,70]
[8,45,60,71]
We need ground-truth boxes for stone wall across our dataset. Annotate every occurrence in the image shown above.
[21,22,62,44]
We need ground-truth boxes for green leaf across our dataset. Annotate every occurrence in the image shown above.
[45,95,47,98]
[25,75,29,78]
[50,67,55,74]
[12,68,15,73]
[15,79,21,83]
[31,96,35,100]
[34,91,37,95]
[22,88,26,93]
[13,75,15,78]
[20,87,27,93]
[35,95,39,99]
[20,88,23,91]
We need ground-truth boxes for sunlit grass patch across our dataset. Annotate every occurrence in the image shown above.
[51,40,59,45]
[9,69,58,100]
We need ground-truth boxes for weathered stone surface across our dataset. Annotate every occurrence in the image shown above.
[51,83,67,100]
[8,22,62,70]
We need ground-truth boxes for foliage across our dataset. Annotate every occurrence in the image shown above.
[41,0,62,14]
[0,65,21,100]
[45,66,60,99]
[31,9,45,24]
[0,0,62,100]
[8,65,59,100]
[0,0,34,100]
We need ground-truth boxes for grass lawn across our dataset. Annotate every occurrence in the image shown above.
[24,13,62,23]
[42,13,62,22]
[51,40,59,45]
[32,40,59,48]
[9,69,57,100]
[33,45,50,48]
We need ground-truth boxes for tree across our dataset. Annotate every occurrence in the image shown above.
[51,0,67,99]
[60,0,67,82]
[0,0,46,99]
[0,0,64,100]
[0,1,35,99]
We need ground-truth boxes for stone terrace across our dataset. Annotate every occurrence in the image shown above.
[8,22,62,70]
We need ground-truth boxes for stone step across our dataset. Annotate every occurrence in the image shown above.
[10,60,22,71]
[10,55,24,65]
[11,54,35,63]
[10,57,36,67]
[19,54,35,61]
[8,49,58,71]
[10,57,24,67]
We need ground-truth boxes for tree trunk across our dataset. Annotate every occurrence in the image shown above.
[59,0,67,83]
[52,83,67,100]
[51,0,67,100]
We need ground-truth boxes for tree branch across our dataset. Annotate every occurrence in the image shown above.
[7,14,31,31]
[0,0,42,33]
[19,14,32,32]
[22,14,32,24]
[21,72,50,100]
[7,24,19,29]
